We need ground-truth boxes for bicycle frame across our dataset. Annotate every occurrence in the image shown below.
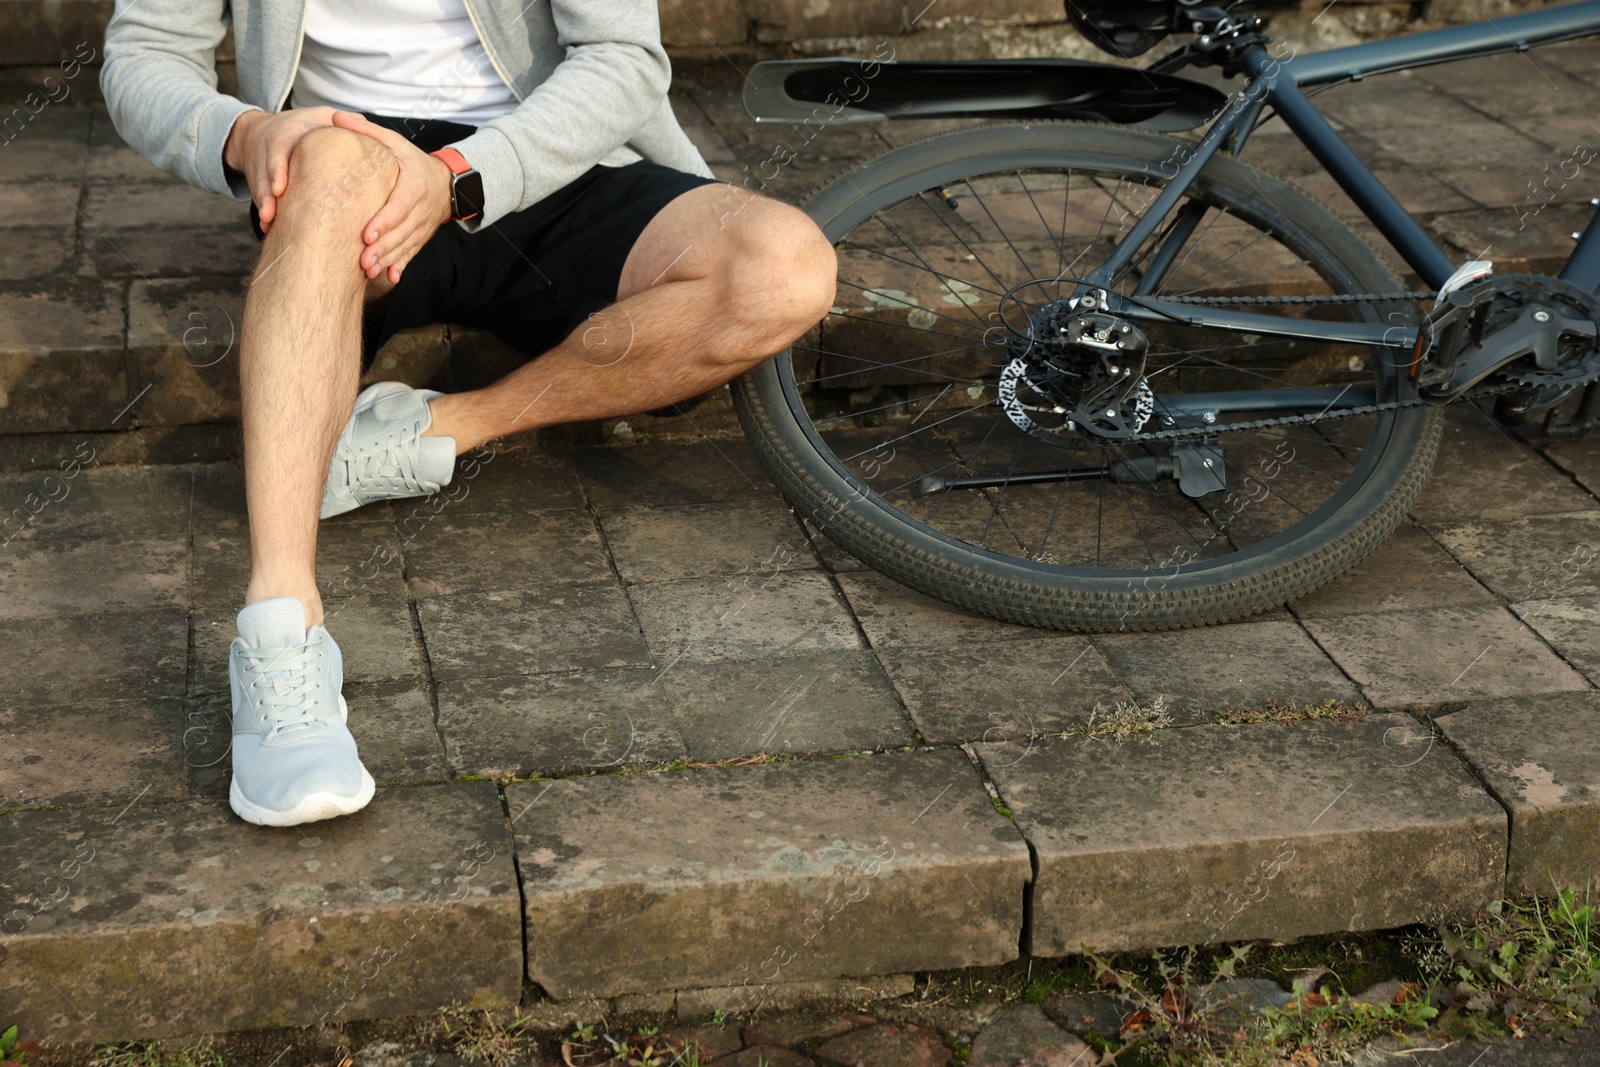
[1091,1,1600,377]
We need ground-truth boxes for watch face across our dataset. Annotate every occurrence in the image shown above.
[455,169,486,220]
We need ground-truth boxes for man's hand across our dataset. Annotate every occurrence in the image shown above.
[223,106,342,234]
[330,110,455,285]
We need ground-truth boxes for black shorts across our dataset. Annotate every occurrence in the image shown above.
[248,113,720,373]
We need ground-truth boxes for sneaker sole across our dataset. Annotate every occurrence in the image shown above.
[229,694,377,827]
[230,770,376,826]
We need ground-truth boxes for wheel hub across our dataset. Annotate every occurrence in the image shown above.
[1000,294,1155,442]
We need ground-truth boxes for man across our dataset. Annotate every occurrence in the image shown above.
[101,0,837,827]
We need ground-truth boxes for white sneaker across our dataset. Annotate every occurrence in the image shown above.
[321,382,457,519]
[229,597,375,826]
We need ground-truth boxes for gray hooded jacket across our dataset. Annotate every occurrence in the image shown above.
[100,0,713,230]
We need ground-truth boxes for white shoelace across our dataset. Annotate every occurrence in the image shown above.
[346,429,427,495]
[239,643,333,741]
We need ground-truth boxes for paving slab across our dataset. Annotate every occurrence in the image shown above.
[409,446,585,517]
[816,1021,953,1067]
[0,607,187,705]
[194,521,409,609]
[0,695,186,810]
[1437,156,1599,213]
[0,277,128,433]
[80,225,261,279]
[600,497,818,584]
[681,983,910,1022]
[570,438,777,508]
[1293,169,1475,220]
[1290,522,1498,618]
[1430,514,1600,602]
[1545,436,1600,499]
[721,1046,811,1066]
[1302,604,1589,707]
[836,570,1042,650]
[0,178,80,227]
[1510,595,1600,686]
[1437,692,1600,895]
[876,634,1132,744]
[1431,203,1600,274]
[417,584,652,680]
[1,782,521,1043]
[1096,618,1362,717]
[507,748,1029,998]
[0,534,186,619]
[126,276,247,425]
[0,224,74,280]
[967,1003,1093,1067]
[628,570,864,664]
[0,463,191,542]
[0,106,90,182]
[1410,407,1598,526]
[400,510,612,597]
[1313,78,1550,168]
[86,107,176,183]
[81,181,244,231]
[661,649,912,759]
[978,713,1506,955]
[435,667,685,777]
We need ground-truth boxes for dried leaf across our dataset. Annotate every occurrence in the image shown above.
[1120,1008,1156,1034]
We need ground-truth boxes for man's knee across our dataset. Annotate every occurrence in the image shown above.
[722,203,836,351]
[276,127,396,233]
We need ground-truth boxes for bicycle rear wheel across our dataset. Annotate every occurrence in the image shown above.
[732,123,1443,630]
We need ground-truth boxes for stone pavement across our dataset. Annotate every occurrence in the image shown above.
[5,33,1600,1053]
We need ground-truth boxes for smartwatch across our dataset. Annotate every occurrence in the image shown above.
[429,147,485,222]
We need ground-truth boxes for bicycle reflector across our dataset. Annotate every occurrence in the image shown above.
[1065,0,1180,58]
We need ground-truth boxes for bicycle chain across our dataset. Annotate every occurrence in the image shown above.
[1121,288,1514,442]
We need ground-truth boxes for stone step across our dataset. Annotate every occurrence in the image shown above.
[3,782,524,1044]
[7,695,1600,1045]
[977,712,1509,954]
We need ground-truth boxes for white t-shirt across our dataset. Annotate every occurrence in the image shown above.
[291,0,519,125]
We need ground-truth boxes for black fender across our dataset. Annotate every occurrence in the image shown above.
[742,58,1227,133]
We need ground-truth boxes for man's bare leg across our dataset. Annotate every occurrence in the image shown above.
[240,127,398,625]
[424,184,836,452]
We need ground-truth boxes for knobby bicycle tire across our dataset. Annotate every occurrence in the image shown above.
[732,123,1444,631]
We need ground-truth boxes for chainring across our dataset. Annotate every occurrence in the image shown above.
[1480,272,1600,391]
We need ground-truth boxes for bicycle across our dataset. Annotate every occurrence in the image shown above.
[729,0,1600,631]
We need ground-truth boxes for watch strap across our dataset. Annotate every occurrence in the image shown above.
[429,147,480,221]
[430,147,472,175]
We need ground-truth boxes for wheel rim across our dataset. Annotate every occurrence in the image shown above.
[782,141,1422,581]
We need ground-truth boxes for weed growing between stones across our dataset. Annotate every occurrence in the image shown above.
[87,1038,224,1067]
[1071,884,1599,1065]
[1080,696,1174,743]
[1210,699,1369,727]
[561,1020,712,1066]
[438,1007,533,1067]
[1,1025,40,1065]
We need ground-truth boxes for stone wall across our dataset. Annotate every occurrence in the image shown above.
[658,0,1564,69]
[0,0,1568,102]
